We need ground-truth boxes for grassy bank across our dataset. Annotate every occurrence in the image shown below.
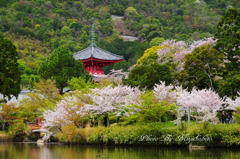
[55,122,240,147]
[0,131,12,142]
[5,121,240,147]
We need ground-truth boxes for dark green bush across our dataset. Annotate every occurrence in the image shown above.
[8,122,27,142]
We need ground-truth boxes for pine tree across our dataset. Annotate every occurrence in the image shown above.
[0,33,21,103]
[38,47,86,95]
[214,8,240,72]
[214,8,240,98]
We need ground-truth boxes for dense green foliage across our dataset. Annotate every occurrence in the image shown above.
[134,92,176,124]
[177,44,224,91]
[67,77,96,92]
[214,8,240,97]
[121,0,240,41]
[38,47,87,94]
[0,34,21,102]
[1,0,239,77]
[214,8,240,72]
[217,73,240,98]
[123,63,172,90]
[8,122,27,142]
[98,38,149,73]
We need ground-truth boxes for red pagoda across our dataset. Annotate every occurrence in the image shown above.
[74,20,123,76]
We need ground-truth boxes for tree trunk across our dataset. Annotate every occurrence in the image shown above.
[204,65,214,91]
[187,107,190,126]
[106,113,110,127]
[74,121,80,128]
[165,116,167,124]
[103,113,110,127]
[97,114,100,126]
[60,85,64,95]
[2,94,5,103]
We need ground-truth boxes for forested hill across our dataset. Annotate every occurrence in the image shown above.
[1,0,239,75]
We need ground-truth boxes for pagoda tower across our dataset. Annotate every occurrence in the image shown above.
[74,19,123,76]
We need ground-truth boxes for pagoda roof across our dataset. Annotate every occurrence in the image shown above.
[74,45,123,61]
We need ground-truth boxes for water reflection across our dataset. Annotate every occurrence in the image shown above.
[0,143,239,159]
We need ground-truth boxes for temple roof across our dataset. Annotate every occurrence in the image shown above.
[74,45,123,61]
[74,18,123,62]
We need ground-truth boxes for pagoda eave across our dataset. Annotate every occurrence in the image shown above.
[73,19,123,77]
[79,57,123,75]
[81,57,123,63]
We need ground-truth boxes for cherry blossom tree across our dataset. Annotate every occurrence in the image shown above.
[153,82,177,105]
[156,38,217,72]
[155,38,218,87]
[225,94,240,123]
[107,69,130,84]
[84,85,142,126]
[43,85,142,128]
[177,88,224,123]
[178,44,224,90]
[43,93,91,130]
[224,93,240,111]
[91,69,130,87]
[86,85,142,116]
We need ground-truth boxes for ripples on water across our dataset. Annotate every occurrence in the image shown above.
[0,143,239,159]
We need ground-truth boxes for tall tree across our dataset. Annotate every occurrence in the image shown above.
[38,47,86,95]
[177,87,223,123]
[214,8,240,72]
[0,33,21,103]
[123,63,172,90]
[217,73,240,98]
[177,44,224,91]
[214,8,240,98]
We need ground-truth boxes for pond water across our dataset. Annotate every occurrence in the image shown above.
[0,143,239,159]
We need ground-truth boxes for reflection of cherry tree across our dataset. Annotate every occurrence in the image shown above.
[177,88,223,123]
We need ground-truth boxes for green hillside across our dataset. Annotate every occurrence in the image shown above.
[0,0,239,87]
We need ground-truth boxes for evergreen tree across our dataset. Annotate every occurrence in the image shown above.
[0,33,21,103]
[38,47,86,95]
[214,8,240,98]
[214,8,240,72]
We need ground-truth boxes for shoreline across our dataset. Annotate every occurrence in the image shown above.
[2,141,240,149]
[3,123,240,148]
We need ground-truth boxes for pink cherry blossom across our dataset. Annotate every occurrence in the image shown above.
[86,85,142,116]
[43,95,90,129]
[177,87,223,122]
[153,82,177,105]
[224,93,240,110]
[157,38,217,72]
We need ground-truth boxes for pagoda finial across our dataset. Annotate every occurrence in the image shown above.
[91,17,96,46]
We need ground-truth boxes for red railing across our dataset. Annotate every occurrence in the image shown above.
[31,123,43,130]
[31,117,44,130]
